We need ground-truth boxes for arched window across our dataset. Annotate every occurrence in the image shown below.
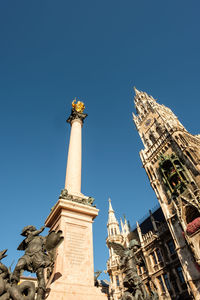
[186,150,196,165]
[179,134,188,146]
[146,167,153,181]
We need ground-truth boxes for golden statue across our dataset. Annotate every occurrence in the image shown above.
[72,98,85,113]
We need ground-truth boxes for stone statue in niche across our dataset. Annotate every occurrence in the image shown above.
[108,239,158,300]
[0,226,64,300]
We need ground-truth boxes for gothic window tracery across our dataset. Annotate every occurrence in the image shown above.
[185,150,196,165]
[179,134,188,146]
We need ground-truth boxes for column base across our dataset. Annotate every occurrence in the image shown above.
[47,281,108,300]
[45,198,107,300]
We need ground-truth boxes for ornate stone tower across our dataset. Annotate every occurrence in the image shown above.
[106,199,130,300]
[133,87,200,298]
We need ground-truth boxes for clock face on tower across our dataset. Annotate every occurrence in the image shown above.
[145,118,152,127]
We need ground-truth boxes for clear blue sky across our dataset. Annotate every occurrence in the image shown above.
[0,0,200,279]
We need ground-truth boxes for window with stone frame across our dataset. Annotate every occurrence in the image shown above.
[158,276,165,293]
[151,252,157,265]
[167,239,175,255]
[163,274,171,291]
[156,248,162,262]
[176,266,185,284]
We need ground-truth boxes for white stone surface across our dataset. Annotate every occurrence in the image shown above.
[45,199,107,300]
[65,119,82,196]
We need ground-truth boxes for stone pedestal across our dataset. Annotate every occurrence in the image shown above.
[45,198,107,300]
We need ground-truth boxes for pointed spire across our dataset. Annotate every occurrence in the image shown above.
[136,221,141,230]
[121,215,130,235]
[107,198,120,236]
[133,86,140,95]
[136,221,144,245]
[107,198,118,225]
[108,197,114,212]
[120,218,124,234]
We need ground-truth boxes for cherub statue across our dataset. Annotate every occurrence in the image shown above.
[108,239,156,300]
[12,225,64,300]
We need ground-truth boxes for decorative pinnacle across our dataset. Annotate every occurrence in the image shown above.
[108,198,113,211]
[133,86,140,95]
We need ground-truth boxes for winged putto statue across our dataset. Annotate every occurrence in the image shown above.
[108,239,158,300]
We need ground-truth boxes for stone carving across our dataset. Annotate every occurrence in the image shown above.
[59,189,95,206]
[0,226,63,300]
[108,239,158,300]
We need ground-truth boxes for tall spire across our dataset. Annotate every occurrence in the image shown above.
[133,86,141,95]
[123,215,130,235]
[107,198,120,236]
[107,198,118,225]
[120,218,125,234]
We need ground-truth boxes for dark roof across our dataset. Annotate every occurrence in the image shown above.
[131,206,165,235]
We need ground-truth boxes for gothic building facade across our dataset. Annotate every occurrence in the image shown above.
[132,207,191,300]
[107,202,192,299]
[106,88,200,300]
[132,88,200,299]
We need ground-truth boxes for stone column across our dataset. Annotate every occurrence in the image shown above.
[64,108,87,198]
[45,101,107,300]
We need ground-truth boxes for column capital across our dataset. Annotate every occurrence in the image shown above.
[67,109,88,125]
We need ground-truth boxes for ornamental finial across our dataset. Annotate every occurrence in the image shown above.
[133,86,140,95]
[72,98,85,113]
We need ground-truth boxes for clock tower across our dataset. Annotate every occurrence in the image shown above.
[133,87,200,299]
